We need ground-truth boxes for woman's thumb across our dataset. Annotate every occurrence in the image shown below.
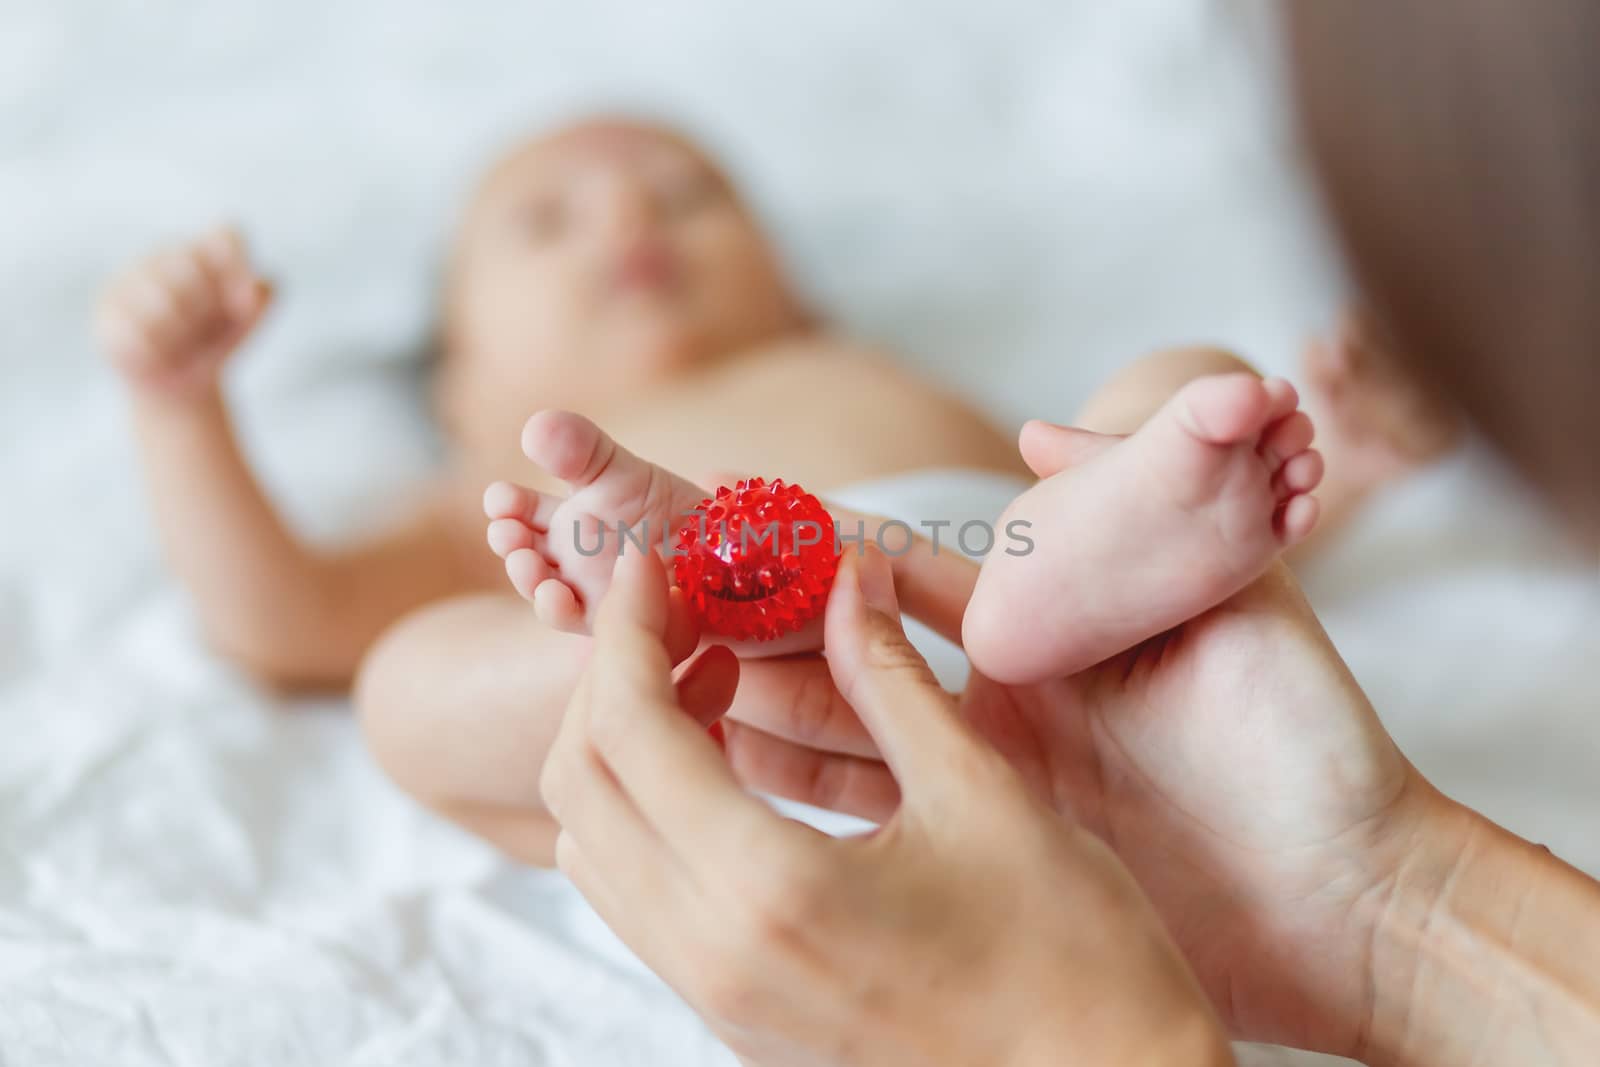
[824,546,982,806]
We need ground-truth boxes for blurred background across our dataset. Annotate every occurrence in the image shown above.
[0,2,1593,1064]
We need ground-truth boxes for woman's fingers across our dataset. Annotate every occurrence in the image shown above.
[722,720,901,823]
[541,730,690,903]
[825,503,980,647]
[886,529,981,648]
[540,675,696,915]
[553,830,707,1003]
[675,644,740,728]
[727,655,882,759]
[541,551,768,997]
[824,547,998,815]
[578,550,790,865]
[663,585,704,668]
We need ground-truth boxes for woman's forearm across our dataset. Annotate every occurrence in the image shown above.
[1359,797,1600,1067]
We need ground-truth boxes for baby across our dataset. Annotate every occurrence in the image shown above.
[95,118,1024,687]
[95,116,1443,863]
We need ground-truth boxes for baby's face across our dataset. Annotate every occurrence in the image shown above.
[443,121,804,416]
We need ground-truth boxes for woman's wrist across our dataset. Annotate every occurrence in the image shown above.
[1355,794,1600,1067]
[1130,1005,1235,1067]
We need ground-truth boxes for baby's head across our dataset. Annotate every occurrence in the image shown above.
[437,117,807,450]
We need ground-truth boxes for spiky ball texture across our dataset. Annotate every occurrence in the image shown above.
[672,477,838,642]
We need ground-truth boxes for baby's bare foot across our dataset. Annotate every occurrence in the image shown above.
[484,410,708,631]
[1304,310,1463,495]
[963,374,1323,685]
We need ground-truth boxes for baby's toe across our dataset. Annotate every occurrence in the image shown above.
[532,579,585,632]
[1258,410,1316,470]
[1172,373,1275,445]
[505,548,556,602]
[487,517,538,559]
[1275,494,1321,546]
[1272,449,1325,499]
[483,480,524,518]
[522,410,612,487]
[1260,376,1301,422]
[483,479,558,529]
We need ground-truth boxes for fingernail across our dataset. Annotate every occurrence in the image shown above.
[707,719,726,751]
[856,545,899,615]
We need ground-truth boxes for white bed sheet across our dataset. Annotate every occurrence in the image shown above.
[3,2,1595,1064]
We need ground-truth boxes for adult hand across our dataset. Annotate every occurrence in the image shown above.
[725,436,1444,1059]
[541,545,1233,1067]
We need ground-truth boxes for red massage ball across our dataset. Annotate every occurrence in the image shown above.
[671,477,838,641]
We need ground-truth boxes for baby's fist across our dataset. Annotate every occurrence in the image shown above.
[95,225,273,396]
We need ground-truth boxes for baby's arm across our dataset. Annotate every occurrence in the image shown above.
[97,228,483,688]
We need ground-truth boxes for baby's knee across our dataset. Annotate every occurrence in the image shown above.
[352,608,439,788]
[435,799,560,867]
[353,636,403,769]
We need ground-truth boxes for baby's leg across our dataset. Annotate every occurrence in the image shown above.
[356,593,584,865]
[963,347,1324,684]
[1075,346,1261,434]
